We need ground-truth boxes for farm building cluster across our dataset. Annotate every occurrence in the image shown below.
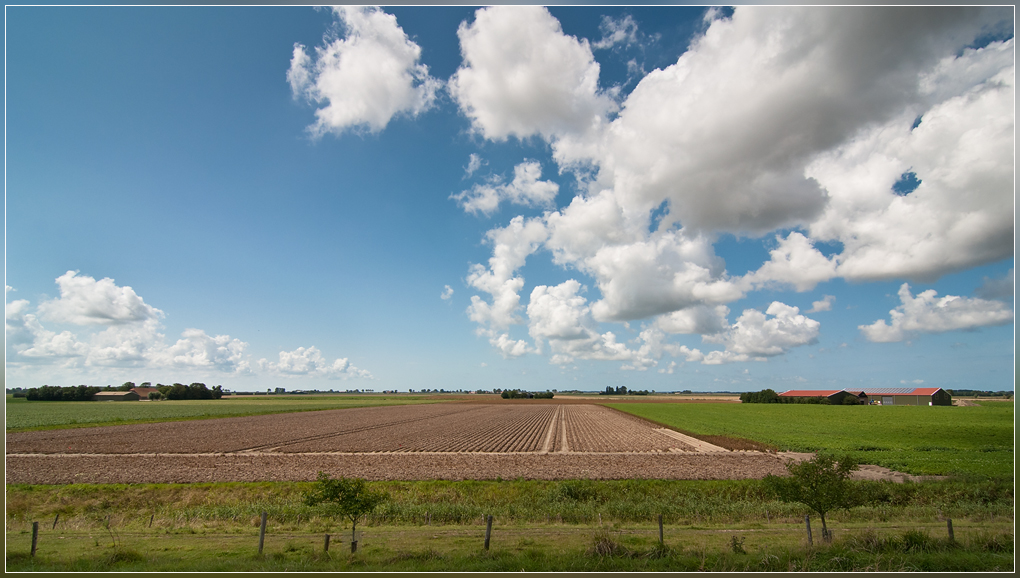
[778,387,952,406]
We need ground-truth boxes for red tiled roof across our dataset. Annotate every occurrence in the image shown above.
[778,390,844,397]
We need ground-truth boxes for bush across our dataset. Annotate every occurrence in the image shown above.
[764,453,860,541]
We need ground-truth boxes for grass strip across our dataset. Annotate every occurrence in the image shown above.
[7,478,1013,529]
[5,522,1013,572]
[5,395,438,432]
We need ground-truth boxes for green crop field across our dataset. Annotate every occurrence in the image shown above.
[609,402,1015,479]
[4,395,437,432]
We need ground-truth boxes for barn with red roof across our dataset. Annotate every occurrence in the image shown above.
[778,387,952,406]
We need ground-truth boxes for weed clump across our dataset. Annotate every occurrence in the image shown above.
[729,535,747,554]
[586,527,631,558]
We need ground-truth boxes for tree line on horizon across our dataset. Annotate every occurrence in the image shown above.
[739,389,844,404]
[20,381,223,401]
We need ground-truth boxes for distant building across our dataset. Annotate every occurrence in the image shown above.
[778,389,862,404]
[131,387,160,399]
[860,387,952,406]
[92,391,141,402]
[778,387,951,406]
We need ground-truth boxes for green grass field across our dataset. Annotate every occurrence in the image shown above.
[4,394,437,432]
[5,480,1014,572]
[609,402,1015,479]
[6,521,1013,572]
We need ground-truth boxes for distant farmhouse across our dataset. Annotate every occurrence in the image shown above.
[91,390,141,402]
[131,387,161,399]
[778,387,952,406]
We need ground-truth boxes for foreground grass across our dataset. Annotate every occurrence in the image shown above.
[4,394,437,432]
[6,519,1013,571]
[6,478,1012,571]
[610,402,1015,479]
[7,478,1013,531]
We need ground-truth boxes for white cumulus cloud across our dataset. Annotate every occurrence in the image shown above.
[656,305,731,335]
[258,346,372,379]
[463,153,485,178]
[156,328,252,374]
[744,232,837,292]
[450,160,559,216]
[807,40,1014,282]
[7,272,371,380]
[450,6,1013,368]
[859,283,1014,342]
[807,295,836,313]
[449,5,617,142]
[556,6,1005,236]
[702,302,821,363]
[288,6,440,136]
[37,270,163,326]
[466,216,548,332]
[592,14,640,51]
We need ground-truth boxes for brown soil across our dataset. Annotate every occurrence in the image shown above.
[5,403,926,484]
[4,453,789,484]
[6,403,780,484]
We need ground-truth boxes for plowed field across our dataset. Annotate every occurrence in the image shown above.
[6,403,788,483]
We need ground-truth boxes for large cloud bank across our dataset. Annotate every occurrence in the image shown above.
[449,6,1013,368]
[6,272,372,381]
[283,6,1012,370]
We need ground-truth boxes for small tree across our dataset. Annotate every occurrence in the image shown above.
[303,472,386,552]
[763,453,860,542]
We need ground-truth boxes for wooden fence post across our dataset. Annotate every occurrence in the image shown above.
[947,518,955,543]
[658,514,664,545]
[258,511,267,554]
[149,514,154,528]
[805,515,812,546]
[52,514,59,530]
[323,534,330,553]
[484,515,493,551]
[31,522,39,557]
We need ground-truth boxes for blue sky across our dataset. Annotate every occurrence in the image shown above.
[5,5,1015,393]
